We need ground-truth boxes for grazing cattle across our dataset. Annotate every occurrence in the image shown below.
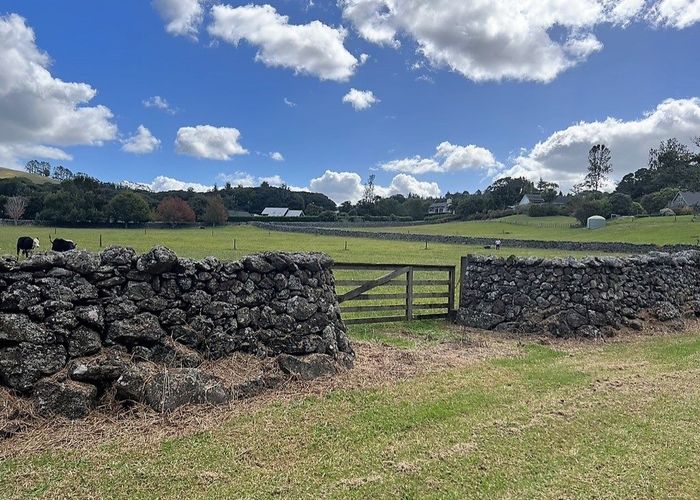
[49,236,76,252]
[16,237,40,258]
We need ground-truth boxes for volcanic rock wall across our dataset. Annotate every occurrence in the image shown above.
[457,252,700,337]
[0,247,352,418]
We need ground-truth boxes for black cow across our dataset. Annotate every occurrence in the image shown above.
[49,236,76,252]
[16,236,40,258]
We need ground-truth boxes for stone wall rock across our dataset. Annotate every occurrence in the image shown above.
[457,252,700,337]
[0,247,352,418]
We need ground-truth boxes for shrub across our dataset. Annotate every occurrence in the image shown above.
[674,206,695,216]
[527,204,562,217]
[572,199,610,226]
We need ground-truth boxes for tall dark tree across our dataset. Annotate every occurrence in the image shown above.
[52,165,74,181]
[362,174,376,205]
[485,177,535,209]
[585,144,613,191]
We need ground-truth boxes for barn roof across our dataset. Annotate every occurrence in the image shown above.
[524,194,544,203]
[286,210,304,217]
[261,207,289,216]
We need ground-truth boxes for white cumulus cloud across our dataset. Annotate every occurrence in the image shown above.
[381,142,502,175]
[342,88,379,110]
[152,0,204,38]
[649,0,700,28]
[501,97,700,191]
[175,125,248,160]
[339,0,650,82]
[121,125,161,155]
[269,151,285,161]
[148,175,212,192]
[208,4,359,81]
[308,170,441,203]
[143,95,176,114]
[0,14,117,168]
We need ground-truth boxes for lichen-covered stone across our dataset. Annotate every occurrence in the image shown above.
[457,251,700,337]
[0,247,352,419]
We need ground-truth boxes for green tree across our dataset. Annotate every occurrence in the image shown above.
[608,193,634,216]
[585,144,613,191]
[203,195,229,225]
[108,191,151,227]
[304,203,322,216]
[639,188,679,215]
[572,199,610,226]
[485,177,535,209]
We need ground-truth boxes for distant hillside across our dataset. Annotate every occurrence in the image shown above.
[0,167,58,185]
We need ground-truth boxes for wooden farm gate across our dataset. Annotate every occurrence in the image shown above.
[334,263,456,325]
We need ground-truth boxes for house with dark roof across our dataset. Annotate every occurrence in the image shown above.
[428,198,454,215]
[668,192,700,210]
[518,194,544,206]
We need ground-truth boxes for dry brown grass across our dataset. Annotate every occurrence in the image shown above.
[0,329,518,459]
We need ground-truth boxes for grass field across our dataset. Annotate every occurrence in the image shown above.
[0,167,57,185]
[0,224,597,267]
[357,214,700,246]
[2,322,699,498]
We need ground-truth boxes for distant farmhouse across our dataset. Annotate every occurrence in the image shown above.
[428,198,454,215]
[668,192,700,210]
[518,194,544,206]
[261,207,305,217]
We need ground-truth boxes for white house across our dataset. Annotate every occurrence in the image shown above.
[518,194,545,206]
[428,198,453,215]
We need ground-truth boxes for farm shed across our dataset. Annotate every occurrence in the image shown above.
[587,215,607,230]
[261,207,290,217]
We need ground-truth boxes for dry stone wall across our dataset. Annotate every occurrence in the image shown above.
[0,247,352,419]
[457,252,700,337]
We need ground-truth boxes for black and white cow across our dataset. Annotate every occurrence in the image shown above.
[16,236,40,258]
[49,236,76,252]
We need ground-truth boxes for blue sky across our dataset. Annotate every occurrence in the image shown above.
[1,0,699,203]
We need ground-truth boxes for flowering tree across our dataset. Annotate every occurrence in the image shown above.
[156,196,196,227]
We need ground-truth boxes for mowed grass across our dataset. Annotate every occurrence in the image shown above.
[0,224,597,269]
[359,214,700,246]
[2,328,699,499]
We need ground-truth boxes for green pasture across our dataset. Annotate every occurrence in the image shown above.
[2,326,699,499]
[1,225,591,323]
[0,224,596,267]
[358,214,700,246]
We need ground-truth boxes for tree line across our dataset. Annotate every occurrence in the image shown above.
[446,138,700,225]
[0,170,336,226]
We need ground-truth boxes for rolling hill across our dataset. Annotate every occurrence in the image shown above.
[0,166,58,185]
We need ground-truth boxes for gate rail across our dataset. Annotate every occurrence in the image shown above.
[334,263,456,325]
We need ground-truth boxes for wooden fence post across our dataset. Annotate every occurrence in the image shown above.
[448,266,456,316]
[406,266,414,321]
[457,256,468,318]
